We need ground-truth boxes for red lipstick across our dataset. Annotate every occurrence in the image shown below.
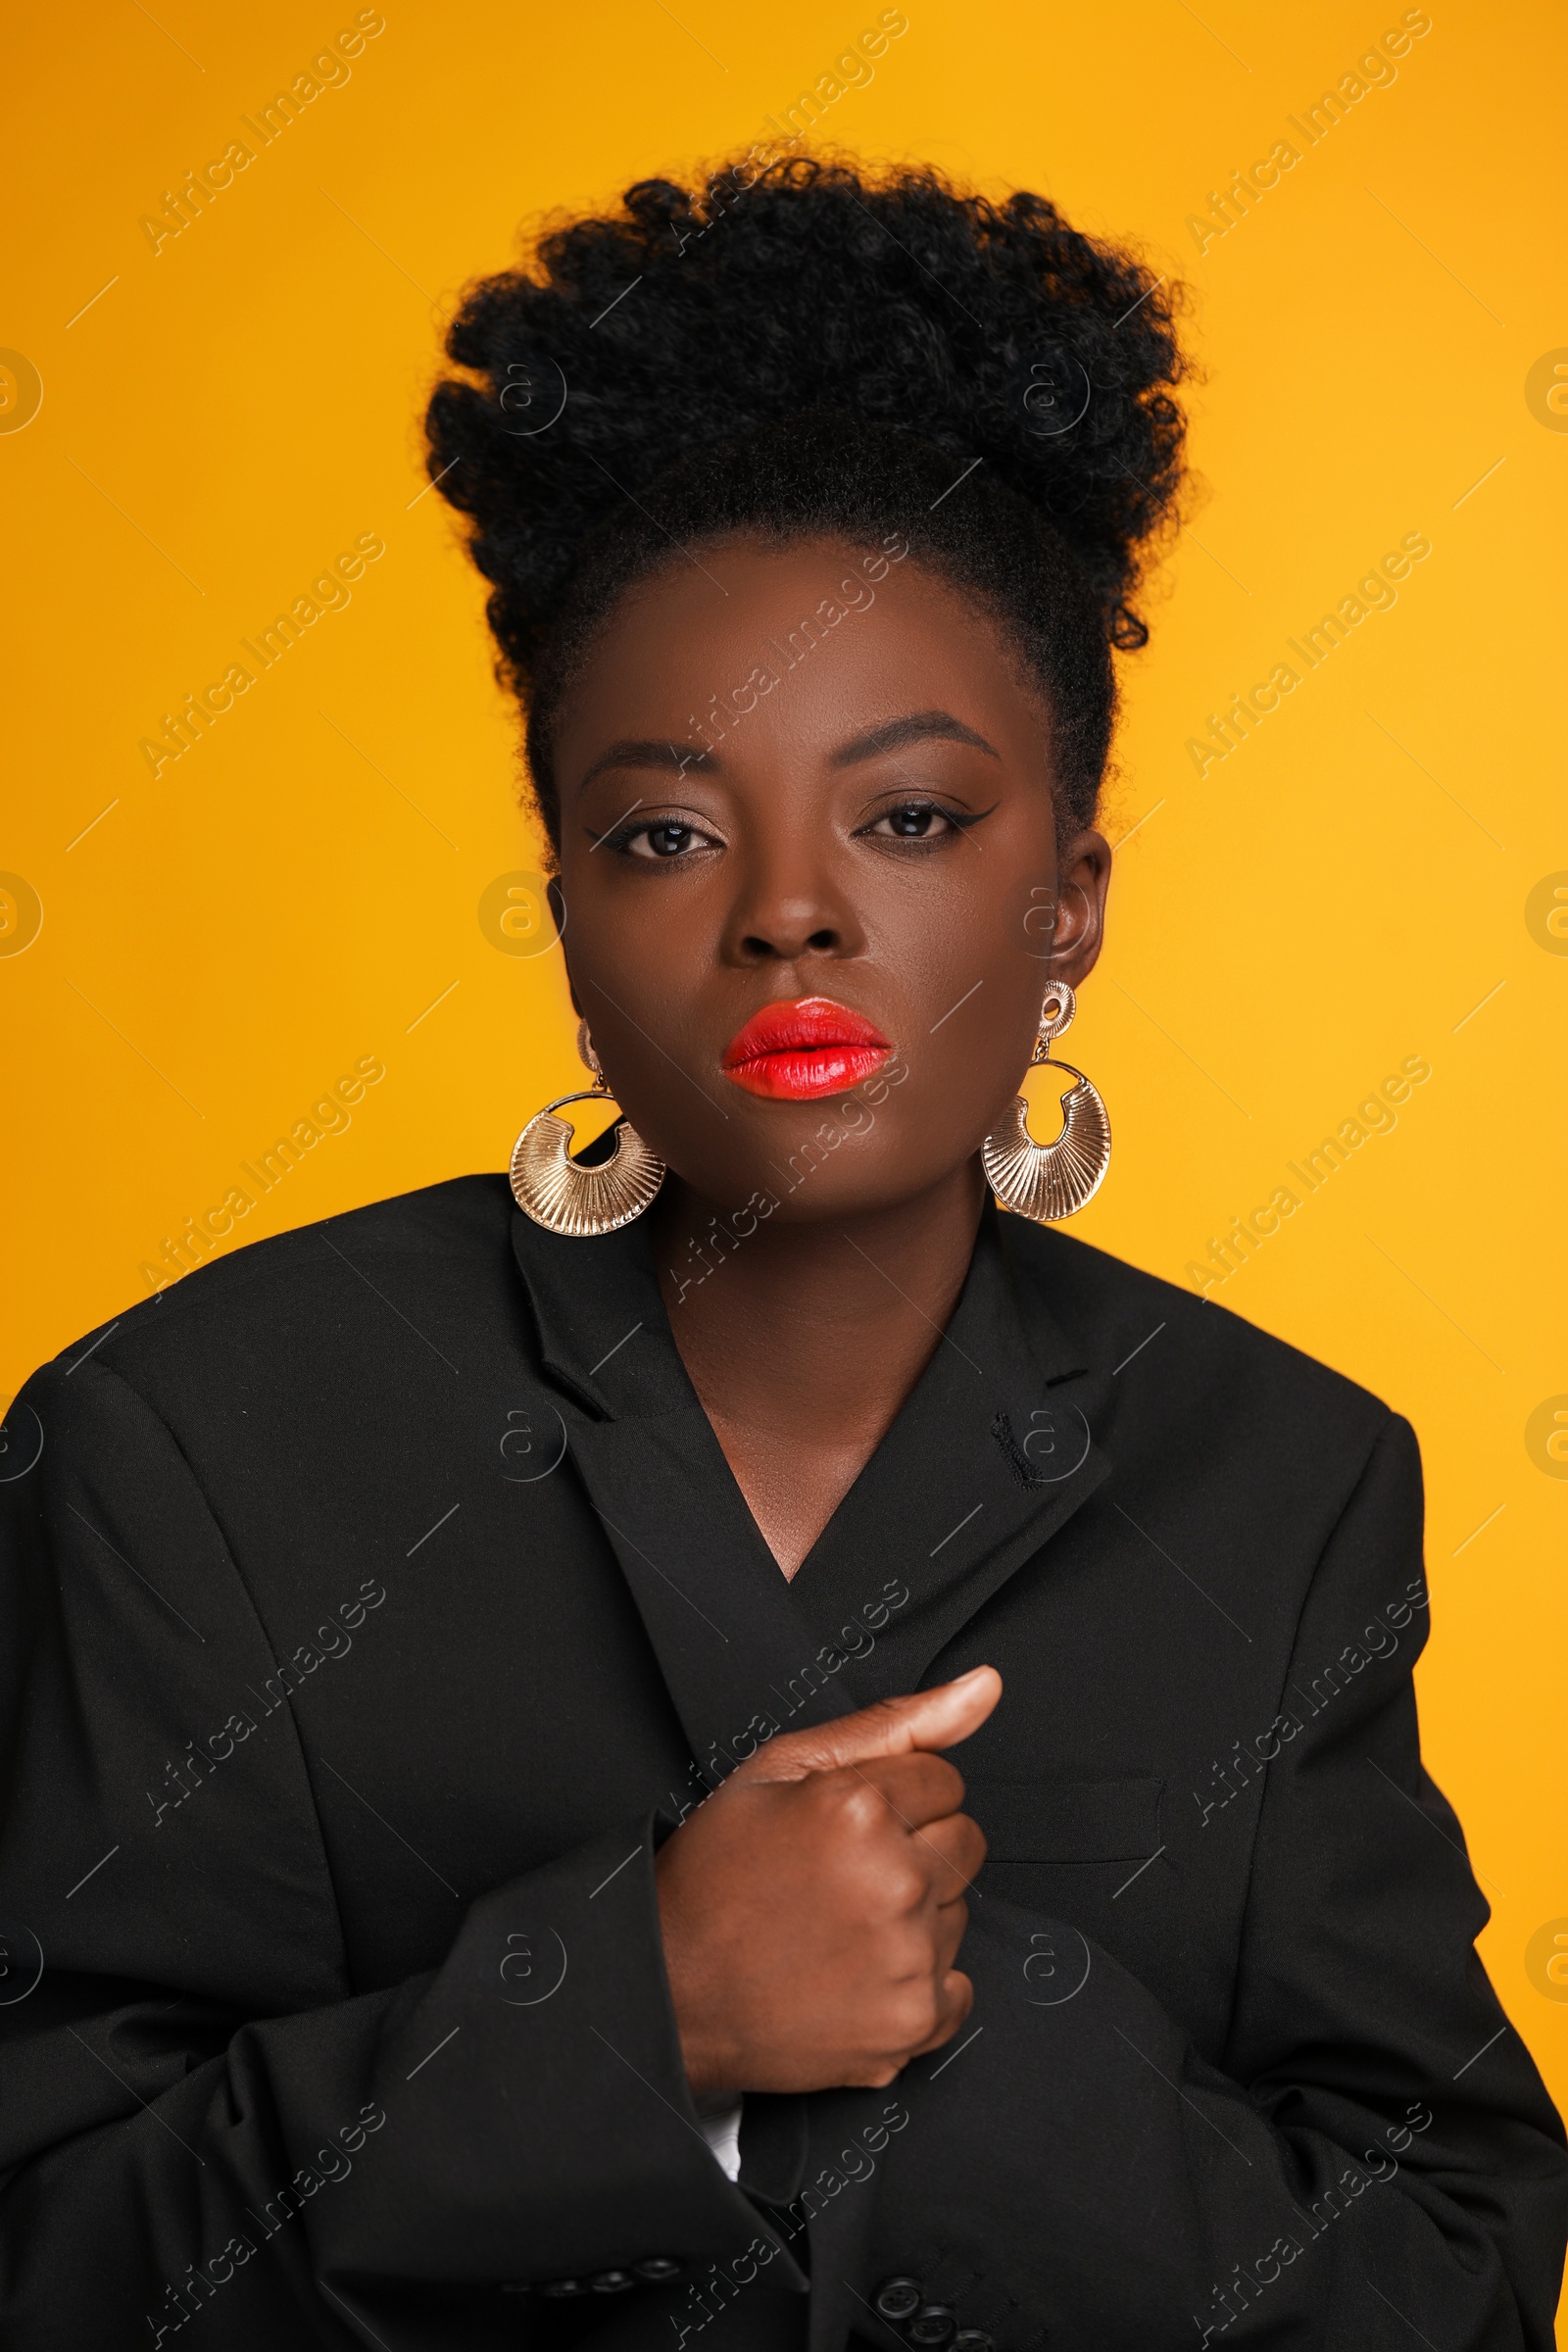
[721,996,893,1101]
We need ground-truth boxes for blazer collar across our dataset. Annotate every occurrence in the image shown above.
[508,1210,693,1420]
[509,1196,1091,1417]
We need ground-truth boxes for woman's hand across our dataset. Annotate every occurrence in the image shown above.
[655,1666,1001,2095]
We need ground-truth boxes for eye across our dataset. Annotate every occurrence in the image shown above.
[612,818,721,861]
[860,801,966,842]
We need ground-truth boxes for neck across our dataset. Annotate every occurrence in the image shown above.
[651,1158,987,1450]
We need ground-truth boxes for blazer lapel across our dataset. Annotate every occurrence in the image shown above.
[789,1207,1112,1694]
[510,1214,854,1796]
[566,1408,855,1789]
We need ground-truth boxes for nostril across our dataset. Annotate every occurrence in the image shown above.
[734,926,841,960]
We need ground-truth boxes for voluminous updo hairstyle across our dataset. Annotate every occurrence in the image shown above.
[424,155,1188,858]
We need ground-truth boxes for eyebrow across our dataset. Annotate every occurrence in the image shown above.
[577,739,716,790]
[575,708,1000,792]
[829,710,1001,766]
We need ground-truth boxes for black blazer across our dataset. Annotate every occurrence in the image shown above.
[0,1176,1562,2351]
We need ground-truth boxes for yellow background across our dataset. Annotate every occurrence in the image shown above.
[4,0,1564,2303]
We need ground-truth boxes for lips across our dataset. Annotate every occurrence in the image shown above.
[721,996,893,1101]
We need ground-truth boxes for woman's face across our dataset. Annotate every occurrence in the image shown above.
[551,536,1110,1221]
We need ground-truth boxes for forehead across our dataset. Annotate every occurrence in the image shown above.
[552,536,1054,786]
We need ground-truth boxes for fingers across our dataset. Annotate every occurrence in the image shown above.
[834,1760,987,1896]
[905,1807,987,1905]
[817,1759,984,1909]
[906,1968,974,2059]
[926,1891,970,1981]
[844,1752,967,1833]
[733,1666,1003,1786]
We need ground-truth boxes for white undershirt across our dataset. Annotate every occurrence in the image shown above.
[693,2089,744,2181]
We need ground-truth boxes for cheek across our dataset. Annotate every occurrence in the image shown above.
[896,838,1064,1092]
[915,933,1056,1151]
[562,870,718,1054]
[557,861,735,1164]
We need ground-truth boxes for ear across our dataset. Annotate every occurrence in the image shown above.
[1053,828,1110,985]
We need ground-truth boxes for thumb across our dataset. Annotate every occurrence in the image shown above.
[732,1666,1002,1786]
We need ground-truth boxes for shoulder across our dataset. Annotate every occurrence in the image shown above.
[1004,1216,1397,1460]
[30,1174,521,1406]
[1005,1222,1422,1613]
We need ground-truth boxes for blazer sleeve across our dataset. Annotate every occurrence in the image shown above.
[854,1414,1568,2350]
[0,1355,790,2349]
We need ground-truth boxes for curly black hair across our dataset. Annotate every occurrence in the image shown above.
[424,155,1187,855]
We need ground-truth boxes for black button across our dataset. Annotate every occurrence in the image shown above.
[634,2257,685,2281]
[537,2278,587,2298]
[590,2270,636,2292]
[954,2334,996,2351]
[909,2308,956,2347]
[875,2278,922,2321]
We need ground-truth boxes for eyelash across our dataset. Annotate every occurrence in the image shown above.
[603,818,722,861]
[856,799,982,847]
[601,797,986,863]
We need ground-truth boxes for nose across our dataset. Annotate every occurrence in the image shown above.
[719,842,866,967]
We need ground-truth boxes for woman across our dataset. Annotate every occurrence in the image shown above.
[0,160,1562,2351]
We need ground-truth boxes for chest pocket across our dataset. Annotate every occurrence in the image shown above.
[964,1775,1164,1864]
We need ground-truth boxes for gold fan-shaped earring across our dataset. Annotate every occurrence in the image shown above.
[982,979,1110,1222]
[509,1021,665,1237]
